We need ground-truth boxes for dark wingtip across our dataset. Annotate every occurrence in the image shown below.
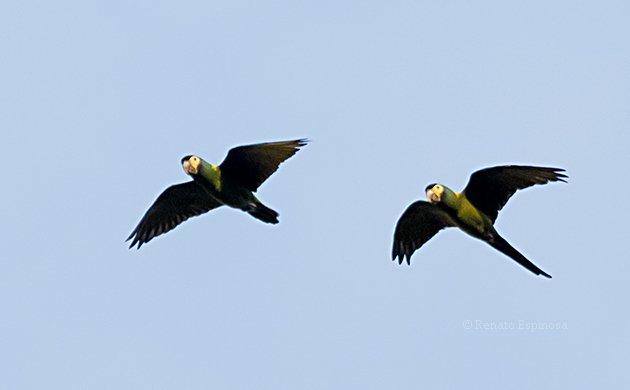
[126,235,134,249]
[551,167,568,183]
[540,270,552,278]
[556,174,568,183]
[294,138,310,148]
[393,253,403,265]
[392,254,403,264]
[126,233,142,250]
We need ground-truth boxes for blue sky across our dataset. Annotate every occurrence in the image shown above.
[1,1,629,389]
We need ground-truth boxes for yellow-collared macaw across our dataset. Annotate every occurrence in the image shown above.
[127,139,308,249]
[392,165,567,278]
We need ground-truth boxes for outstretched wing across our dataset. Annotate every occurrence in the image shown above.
[127,181,223,249]
[463,166,567,222]
[219,139,308,191]
[392,201,457,265]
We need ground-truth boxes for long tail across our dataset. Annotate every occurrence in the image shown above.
[248,202,279,224]
[487,233,552,278]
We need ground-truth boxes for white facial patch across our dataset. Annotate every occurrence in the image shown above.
[426,187,441,203]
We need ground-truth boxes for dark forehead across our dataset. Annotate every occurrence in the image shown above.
[425,183,438,192]
[181,155,193,164]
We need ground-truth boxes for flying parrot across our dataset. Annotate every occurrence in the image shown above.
[392,165,567,278]
[127,139,308,249]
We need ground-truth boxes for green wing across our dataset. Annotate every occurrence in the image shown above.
[392,201,457,265]
[127,182,223,249]
[463,166,567,222]
[219,139,308,191]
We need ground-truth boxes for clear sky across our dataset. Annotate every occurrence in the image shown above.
[1,1,629,389]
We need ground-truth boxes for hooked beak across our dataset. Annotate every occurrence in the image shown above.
[183,159,198,175]
[426,189,440,203]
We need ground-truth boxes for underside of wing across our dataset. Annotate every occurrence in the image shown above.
[463,165,567,222]
[392,201,456,265]
[219,139,308,191]
[127,181,223,249]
